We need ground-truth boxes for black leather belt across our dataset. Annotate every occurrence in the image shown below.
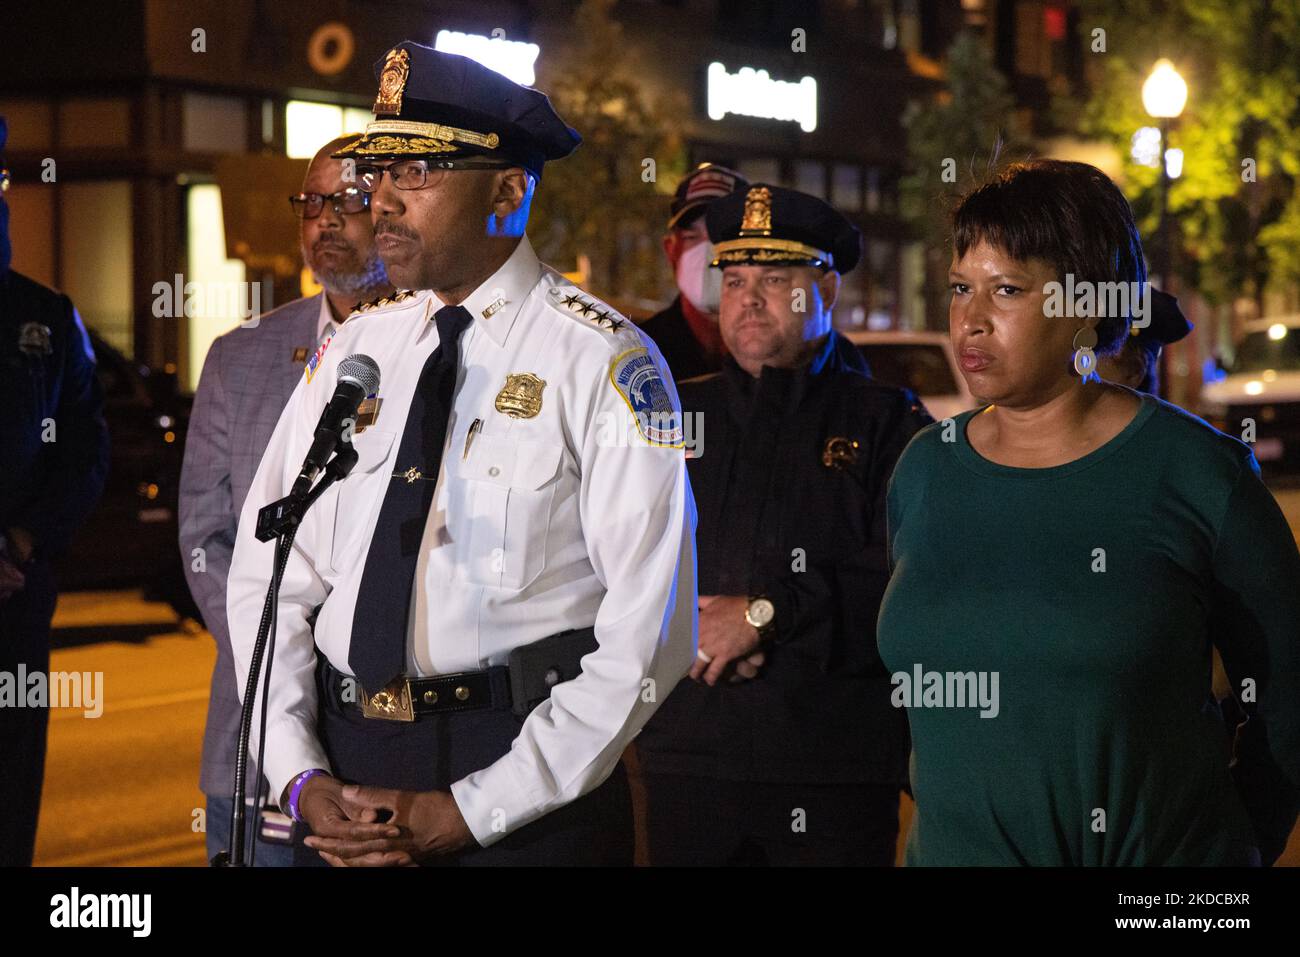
[321,626,599,722]
[323,660,512,722]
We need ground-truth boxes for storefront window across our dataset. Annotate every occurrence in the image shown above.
[183,92,248,155]
[832,163,862,212]
[795,160,826,199]
[184,184,247,391]
[60,182,133,355]
[285,101,372,159]
[737,157,780,186]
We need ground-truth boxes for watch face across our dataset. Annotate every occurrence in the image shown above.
[748,598,775,628]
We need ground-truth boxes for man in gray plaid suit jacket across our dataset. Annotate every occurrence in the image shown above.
[179,135,391,865]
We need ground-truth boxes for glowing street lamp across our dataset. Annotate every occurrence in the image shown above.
[1142,59,1187,119]
[1142,58,1188,398]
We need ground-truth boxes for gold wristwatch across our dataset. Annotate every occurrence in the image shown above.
[745,596,776,640]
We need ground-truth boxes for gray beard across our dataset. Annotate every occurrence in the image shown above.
[307,248,390,295]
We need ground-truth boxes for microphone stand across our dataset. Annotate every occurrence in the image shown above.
[212,440,359,867]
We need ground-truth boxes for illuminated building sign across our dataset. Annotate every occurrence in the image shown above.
[706,61,817,132]
[434,30,541,85]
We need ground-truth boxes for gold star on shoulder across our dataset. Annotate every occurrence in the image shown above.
[354,289,417,314]
[548,286,631,334]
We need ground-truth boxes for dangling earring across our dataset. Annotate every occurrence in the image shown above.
[1073,325,1098,377]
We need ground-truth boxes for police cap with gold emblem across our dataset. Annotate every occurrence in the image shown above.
[706,183,861,274]
[333,41,581,177]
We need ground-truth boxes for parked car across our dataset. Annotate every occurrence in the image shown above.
[54,329,198,618]
[1200,314,1300,475]
[843,329,976,421]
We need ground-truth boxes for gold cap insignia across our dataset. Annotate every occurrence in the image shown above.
[374,48,411,116]
[494,373,547,419]
[740,185,772,235]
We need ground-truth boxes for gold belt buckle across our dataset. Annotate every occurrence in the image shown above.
[359,677,415,722]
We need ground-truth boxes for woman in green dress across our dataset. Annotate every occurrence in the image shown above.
[878,160,1300,866]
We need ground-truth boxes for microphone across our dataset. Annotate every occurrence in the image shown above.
[292,353,381,497]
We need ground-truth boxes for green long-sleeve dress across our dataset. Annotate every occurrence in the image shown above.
[878,391,1300,865]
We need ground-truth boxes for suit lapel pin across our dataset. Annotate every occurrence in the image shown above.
[18,322,53,356]
[821,436,860,469]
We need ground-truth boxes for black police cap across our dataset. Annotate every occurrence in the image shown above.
[333,41,580,177]
[1131,288,1192,347]
[706,183,861,274]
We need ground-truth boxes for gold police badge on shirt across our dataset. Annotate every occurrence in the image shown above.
[494,373,546,419]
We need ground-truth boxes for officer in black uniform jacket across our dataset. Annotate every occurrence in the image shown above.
[636,183,932,866]
[0,115,110,865]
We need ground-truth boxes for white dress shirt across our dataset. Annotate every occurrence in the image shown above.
[227,236,698,846]
[315,293,336,345]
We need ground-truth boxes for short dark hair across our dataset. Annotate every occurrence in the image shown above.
[952,160,1146,355]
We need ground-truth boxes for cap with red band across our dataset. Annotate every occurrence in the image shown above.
[667,162,749,229]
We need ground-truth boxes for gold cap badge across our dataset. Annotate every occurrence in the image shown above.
[494,373,546,419]
[374,48,411,116]
[740,185,772,235]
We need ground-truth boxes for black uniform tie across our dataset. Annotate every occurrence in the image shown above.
[348,305,473,691]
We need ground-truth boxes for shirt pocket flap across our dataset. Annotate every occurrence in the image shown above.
[463,434,562,490]
[351,429,396,472]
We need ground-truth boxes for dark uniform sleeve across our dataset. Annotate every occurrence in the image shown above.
[14,301,109,559]
[764,389,932,672]
[1209,456,1300,865]
[178,334,235,641]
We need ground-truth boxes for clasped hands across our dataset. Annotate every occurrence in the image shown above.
[299,775,476,867]
[690,594,768,686]
[301,592,768,863]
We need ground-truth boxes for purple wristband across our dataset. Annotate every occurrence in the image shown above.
[288,769,325,822]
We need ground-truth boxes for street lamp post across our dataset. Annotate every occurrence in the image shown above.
[1142,58,1187,398]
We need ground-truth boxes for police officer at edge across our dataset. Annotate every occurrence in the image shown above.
[226,43,697,865]
[636,184,931,865]
[0,115,110,866]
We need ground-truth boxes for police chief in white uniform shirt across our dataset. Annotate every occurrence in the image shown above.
[225,42,697,866]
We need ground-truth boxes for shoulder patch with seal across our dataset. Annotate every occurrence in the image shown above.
[609,347,684,447]
[546,285,631,335]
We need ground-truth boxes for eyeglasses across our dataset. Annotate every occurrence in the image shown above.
[355,159,514,193]
[289,187,370,219]
[0,167,10,193]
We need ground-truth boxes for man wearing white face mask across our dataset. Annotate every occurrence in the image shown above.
[637,163,748,382]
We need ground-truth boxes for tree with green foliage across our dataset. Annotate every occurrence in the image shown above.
[530,0,688,303]
[900,31,1033,329]
[1065,0,1300,311]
